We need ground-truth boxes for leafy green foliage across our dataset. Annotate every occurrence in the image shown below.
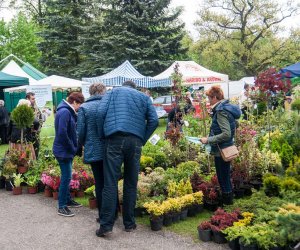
[263,175,281,197]
[280,143,294,168]
[281,177,300,192]
[291,99,300,113]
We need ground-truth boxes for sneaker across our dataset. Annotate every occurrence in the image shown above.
[125,224,137,232]
[95,227,112,237]
[67,200,82,208]
[58,207,74,217]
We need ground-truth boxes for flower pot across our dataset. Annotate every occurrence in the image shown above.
[17,165,28,174]
[89,198,97,209]
[44,188,53,197]
[239,242,258,250]
[212,230,227,244]
[13,186,22,195]
[249,180,262,191]
[53,191,59,200]
[187,205,197,217]
[204,201,219,211]
[228,238,240,250]
[163,214,173,227]
[172,212,181,223]
[195,203,204,214]
[180,209,188,220]
[37,181,45,193]
[70,191,76,198]
[76,191,85,198]
[234,189,245,199]
[150,216,163,231]
[198,228,212,242]
[0,176,6,189]
[27,186,37,194]
[5,179,13,191]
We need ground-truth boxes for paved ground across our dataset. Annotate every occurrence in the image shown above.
[0,189,229,250]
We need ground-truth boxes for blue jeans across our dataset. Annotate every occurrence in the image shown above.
[100,133,142,231]
[57,158,72,209]
[214,156,232,193]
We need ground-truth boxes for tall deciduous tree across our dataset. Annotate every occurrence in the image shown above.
[80,0,187,77]
[194,0,299,77]
[0,14,42,67]
[38,0,91,77]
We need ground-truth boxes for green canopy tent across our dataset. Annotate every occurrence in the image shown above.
[0,72,29,111]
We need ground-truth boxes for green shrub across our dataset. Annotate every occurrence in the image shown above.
[280,143,294,168]
[149,151,170,169]
[140,156,154,172]
[281,177,300,192]
[291,98,300,114]
[263,175,281,197]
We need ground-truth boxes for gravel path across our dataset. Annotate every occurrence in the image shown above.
[0,189,229,250]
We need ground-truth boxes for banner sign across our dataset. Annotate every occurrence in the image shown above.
[26,85,52,108]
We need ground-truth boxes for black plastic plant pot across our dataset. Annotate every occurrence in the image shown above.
[163,214,173,227]
[234,189,245,199]
[0,176,6,189]
[150,216,163,231]
[187,206,197,217]
[195,204,204,213]
[204,201,219,211]
[269,246,285,250]
[212,230,227,244]
[172,212,181,223]
[134,207,145,217]
[180,209,188,220]
[228,238,240,250]
[241,185,253,196]
[37,181,45,193]
[5,180,13,191]
[198,228,212,242]
[239,242,258,250]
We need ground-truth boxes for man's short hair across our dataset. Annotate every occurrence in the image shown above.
[26,92,35,99]
[89,83,106,96]
[122,80,136,89]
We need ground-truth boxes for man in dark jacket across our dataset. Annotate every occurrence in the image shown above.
[95,80,159,237]
[0,100,9,144]
[53,92,84,217]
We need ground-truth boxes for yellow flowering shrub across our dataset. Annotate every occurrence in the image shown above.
[278,203,300,215]
[193,191,203,205]
[179,194,195,208]
[143,201,165,217]
[233,212,254,227]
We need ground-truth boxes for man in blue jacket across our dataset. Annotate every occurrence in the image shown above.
[96,80,158,237]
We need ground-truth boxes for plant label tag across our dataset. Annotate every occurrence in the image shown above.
[149,134,160,145]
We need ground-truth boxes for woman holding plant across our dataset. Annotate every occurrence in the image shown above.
[200,86,241,205]
[53,92,84,217]
[77,83,119,223]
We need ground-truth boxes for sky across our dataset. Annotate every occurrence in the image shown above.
[0,0,299,40]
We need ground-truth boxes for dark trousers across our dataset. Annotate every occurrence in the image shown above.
[57,158,72,209]
[91,160,119,220]
[214,156,232,193]
[100,134,142,231]
[0,125,8,144]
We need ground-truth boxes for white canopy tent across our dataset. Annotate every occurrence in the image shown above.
[1,60,37,84]
[154,61,229,86]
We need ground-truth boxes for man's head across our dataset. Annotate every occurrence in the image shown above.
[122,80,137,89]
[89,83,106,96]
[26,92,36,107]
[0,100,4,106]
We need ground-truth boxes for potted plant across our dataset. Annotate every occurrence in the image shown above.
[179,194,194,220]
[12,173,24,195]
[85,185,97,209]
[51,176,60,200]
[143,200,165,231]
[2,159,17,191]
[69,177,79,198]
[25,175,39,194]
[76,170,94,197]
[198,221,212,242]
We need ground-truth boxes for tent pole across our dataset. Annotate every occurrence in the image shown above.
[227,80,229,99]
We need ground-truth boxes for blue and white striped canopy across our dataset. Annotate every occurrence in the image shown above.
[82,60,171,88]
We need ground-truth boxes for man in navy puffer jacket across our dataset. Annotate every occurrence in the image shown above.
[95,81,158,237]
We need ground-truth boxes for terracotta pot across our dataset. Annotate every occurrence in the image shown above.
[44,188,53,197]
[89,198,97,209]
[76,191,85,198]
[17,166,28,174]
[27,186,37,194]
[70,191,76,198]
[53,191,59,200]
[13,186,22,195]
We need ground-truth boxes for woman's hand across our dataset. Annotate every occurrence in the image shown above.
[200,137,208,144]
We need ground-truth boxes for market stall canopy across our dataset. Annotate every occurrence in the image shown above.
[82,60,171,88]
[0,71,29,87]
[280,62,300,78]
[153,61,228,86]
[1,60,37,84]
[36,75,86,88]
[21,63,47,80]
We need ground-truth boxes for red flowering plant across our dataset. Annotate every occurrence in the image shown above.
[41,166,61,191]
[76,170,95,192]
[196,175,220,204]
[69,172,80,192]
[197,220,212,230]
[209,208,241,232]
